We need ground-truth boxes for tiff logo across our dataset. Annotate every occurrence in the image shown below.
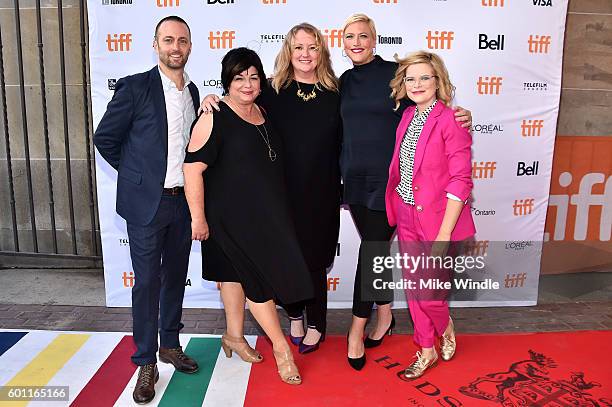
[472,161,497,179]
[426,30,454,49]
[106,33,132,52]
[208,31,235,49]
[465,240,489,256]
[157,0,179,6]
[548,172,612,241]
[528,35,551,53]
[513,199,535,216]
[322,29,343,48]
[504,273,526,288]
[477,76,503,95]
[327,277,340,291]
[479,34,504,50]
[517,161,539,176]
[374,0,398,3]
[122,271,135,287]
[262,0,286,3]
[521,119,544,137]
[482,0,504,6]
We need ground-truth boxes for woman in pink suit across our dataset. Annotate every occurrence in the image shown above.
[386,51,475,379]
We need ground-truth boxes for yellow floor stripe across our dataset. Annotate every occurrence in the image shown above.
[1,334,90,407]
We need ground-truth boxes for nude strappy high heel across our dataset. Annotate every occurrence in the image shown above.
[273,349,302,385]
[221,334,263,363]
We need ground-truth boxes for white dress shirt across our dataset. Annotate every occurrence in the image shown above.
[159,66,196,188]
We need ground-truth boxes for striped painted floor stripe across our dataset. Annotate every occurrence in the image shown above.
[0,330,610,406]
[2,333,89,407]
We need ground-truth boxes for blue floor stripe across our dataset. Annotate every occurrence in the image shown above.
[0,332,28,356]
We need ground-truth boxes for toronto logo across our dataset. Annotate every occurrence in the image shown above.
[459,350,609,406]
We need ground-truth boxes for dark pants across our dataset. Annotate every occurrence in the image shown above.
[284,267,327,334]
[349,204,395,319]
[126,194,191,366]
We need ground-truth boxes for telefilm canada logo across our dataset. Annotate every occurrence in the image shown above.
[102,0,132,5]
[524,81,548,91]
[259,34,285,43]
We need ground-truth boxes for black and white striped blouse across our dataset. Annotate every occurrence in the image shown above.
[396,101,438,205]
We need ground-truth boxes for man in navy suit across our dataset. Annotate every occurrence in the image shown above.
[94,16,200,404]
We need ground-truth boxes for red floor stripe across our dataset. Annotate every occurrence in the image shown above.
[70,335,137,406]
[244,331,612,407]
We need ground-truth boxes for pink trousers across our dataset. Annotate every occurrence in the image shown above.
[394,193,450,348]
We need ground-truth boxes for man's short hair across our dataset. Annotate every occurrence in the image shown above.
[154,16,191,39]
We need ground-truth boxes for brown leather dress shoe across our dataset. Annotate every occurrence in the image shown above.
[133,363,158,404]
[159,346,199,373]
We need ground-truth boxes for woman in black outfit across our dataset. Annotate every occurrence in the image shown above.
[341,13,472,370]
[183,48,312,385]
[201,23,341,354]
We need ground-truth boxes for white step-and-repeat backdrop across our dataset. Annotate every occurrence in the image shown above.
[88,0,568,308]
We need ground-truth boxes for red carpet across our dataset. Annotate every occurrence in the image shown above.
[245,331,612,406]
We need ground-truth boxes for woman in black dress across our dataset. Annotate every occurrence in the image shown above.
[201,23,341,354]
[183,48,312,385]
[263,23,341,354]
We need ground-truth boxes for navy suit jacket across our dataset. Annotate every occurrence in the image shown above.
[94,66,200,226]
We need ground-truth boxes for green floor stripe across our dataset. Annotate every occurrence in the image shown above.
[158,337,222,407]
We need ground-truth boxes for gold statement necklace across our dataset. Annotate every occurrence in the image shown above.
[296,81,317,102]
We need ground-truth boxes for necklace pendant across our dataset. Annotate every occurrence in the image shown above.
[296,88,317,102]
[269,149,277,162]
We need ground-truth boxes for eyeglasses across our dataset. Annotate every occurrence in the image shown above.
[404,75,437,87]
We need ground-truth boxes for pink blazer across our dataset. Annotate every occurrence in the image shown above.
[385,101,475,241]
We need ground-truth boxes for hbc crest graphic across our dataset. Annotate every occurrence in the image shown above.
[459,350,609,406]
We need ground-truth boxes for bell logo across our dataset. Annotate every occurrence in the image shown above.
[528,35,551,53]
[517,161,539,176]
[426,31,454,49]
[122,272,135,288]
[521,119,544,137]
[106,33,132,52]
[478,34,504,50]
[513,199,535,216]
[327,277,340,291]
[157,0,179,6]
[208,31,235,49]
[477,76,503,95]
[482,0,504,6]
[262,0,286,3]
[322,29,343,48]
[472,161,497,179]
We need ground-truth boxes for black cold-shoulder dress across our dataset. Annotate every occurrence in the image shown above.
[184,101,313,304]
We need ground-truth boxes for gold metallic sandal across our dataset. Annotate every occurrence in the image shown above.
[273,349,302,385]
[221,334,263,363]
[403,351,438,380]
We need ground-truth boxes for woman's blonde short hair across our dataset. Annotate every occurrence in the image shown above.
[271,23,338,93]
[342,13,377,41]
[389,51,455,111]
